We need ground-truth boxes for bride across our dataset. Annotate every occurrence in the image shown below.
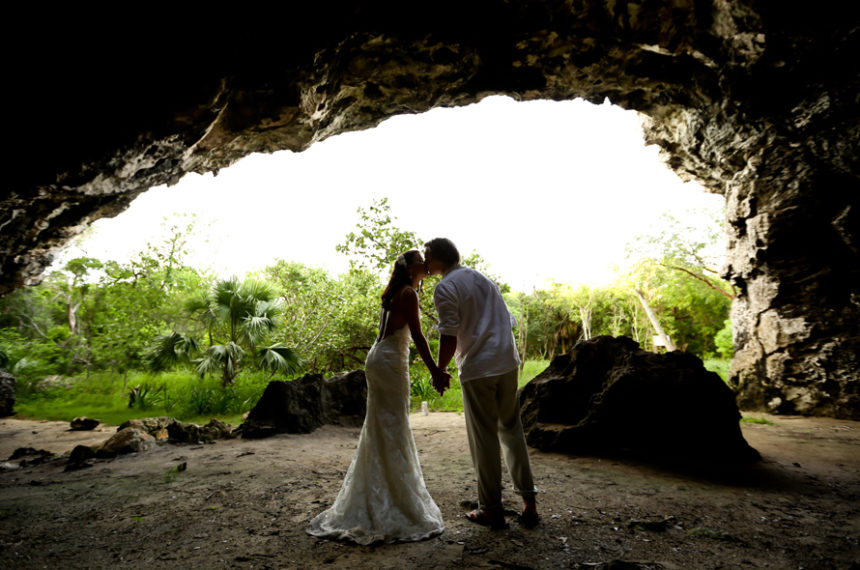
[306,250,448,544]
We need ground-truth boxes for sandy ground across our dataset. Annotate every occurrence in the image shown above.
[0,412,858,569]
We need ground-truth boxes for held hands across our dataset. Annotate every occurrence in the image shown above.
[431,368,451,396]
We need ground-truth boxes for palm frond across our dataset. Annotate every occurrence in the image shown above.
[147,332,200,372]
[255,298,284,319]
[240,279,277,304]
[194,351,221,377]
[258,343,301,375]
[242,314,276,343]
[213,276,242,308]
[195,342,245,383]
[183,293,211,315]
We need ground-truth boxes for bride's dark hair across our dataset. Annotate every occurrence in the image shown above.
[381,250,421,310]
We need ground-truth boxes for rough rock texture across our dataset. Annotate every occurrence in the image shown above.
[239,371,367,438]
[96,428,156,457]
[2,3,858,418]
[166,419,234,444]
[0,371,15,417]
[117,416,234,443]
[65,444,97,471]
[7,447,55,467]
[69,417,100,431]
[117,417,174,441]
[519,336,760,463]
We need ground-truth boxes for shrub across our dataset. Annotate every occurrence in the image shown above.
[714,319,733,359]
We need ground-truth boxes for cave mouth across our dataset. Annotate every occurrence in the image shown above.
[2,2,858,419]
[57,96,726,299]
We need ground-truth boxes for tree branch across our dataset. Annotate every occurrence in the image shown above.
[663,264,736,300]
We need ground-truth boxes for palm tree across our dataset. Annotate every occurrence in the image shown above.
[148,277,300,386]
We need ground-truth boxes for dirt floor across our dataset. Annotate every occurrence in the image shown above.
[0,412,858,569]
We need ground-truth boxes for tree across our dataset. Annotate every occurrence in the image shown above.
[714,319,733,358]
[621,205,734,355]
[620,259,730,355]
[626,207,736,301]
[149,277,300,386]
[336,198,420,274]
[82,220,212,378]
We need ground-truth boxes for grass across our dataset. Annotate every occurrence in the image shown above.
[741,416,775,425]
[406,359,551,413]
[14,358,578,424]
[519,359,550,387]
[409,365,465,413]
[14,370,277,426]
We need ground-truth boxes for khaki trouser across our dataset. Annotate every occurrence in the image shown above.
[461,368,537,515]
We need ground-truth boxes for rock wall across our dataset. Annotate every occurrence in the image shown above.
[2,2,858,417]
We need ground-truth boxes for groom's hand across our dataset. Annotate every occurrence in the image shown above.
[432,369,451,395]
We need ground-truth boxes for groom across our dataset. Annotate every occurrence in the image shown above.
[423,237,538,529]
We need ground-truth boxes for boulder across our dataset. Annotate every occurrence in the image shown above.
[199,418,233,440]
[97,427,155,457]
[239,371,367,438]
[118,416,233,443]
[519,336,760,463]
[167,418,234,443]
[70,417,100,431]
[119,416,175,441]
[0,370,16,416]
[65,445,96,471]
[7,447,55,467]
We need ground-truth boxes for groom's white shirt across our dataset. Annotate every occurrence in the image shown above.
[433,265,521,382]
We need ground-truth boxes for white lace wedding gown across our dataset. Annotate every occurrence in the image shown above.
[306,324,445,544]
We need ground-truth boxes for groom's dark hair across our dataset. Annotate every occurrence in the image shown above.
[423,237,460,267]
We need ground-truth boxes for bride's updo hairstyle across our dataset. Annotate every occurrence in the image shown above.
[381,250,421,310]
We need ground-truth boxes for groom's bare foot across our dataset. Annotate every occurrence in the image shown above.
[466,508,508,530]
[519,498,539,528]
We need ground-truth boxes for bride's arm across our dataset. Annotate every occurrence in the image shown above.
[400,288,441,375]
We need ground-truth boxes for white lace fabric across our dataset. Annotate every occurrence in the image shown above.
[306,326,445,544]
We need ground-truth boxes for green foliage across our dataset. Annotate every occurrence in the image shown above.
[409,366,440,403]
[703,358,731,382]
[147,332,199,372]
[163,462,186,483]
[740,416,775,425]
[336,197,420,274]
[518,359,550,387]
[262,260,343,372]
[5,195,737,429]
[0,219,212,385]
[0,328,75,392]
[127,383,158,409]
[626,206,735,300]
[511,283,649,359]
[619,205,734,355]
[15,370,275,424]
[148,276,297,386]
[714,319,733,359]
[257,343,301,376]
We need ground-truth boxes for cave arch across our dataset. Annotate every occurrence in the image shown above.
[3,2,858,418]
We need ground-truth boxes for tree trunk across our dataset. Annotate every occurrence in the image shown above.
[633,287,677,352]
[579,305,592,340]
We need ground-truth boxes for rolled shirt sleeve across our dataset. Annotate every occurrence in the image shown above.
[433,282,460,337]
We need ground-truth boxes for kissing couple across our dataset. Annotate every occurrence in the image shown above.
[307,237,538,544]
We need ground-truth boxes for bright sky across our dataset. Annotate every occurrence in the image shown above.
[58,96,725,292]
